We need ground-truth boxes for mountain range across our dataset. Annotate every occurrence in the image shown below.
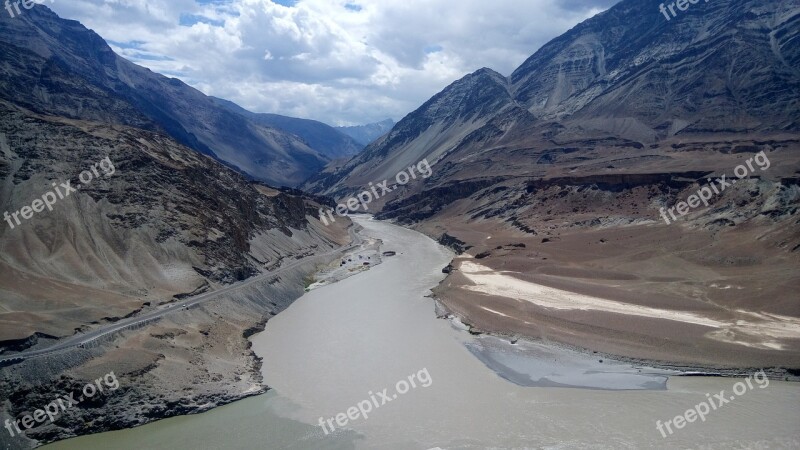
[1,0,799,446]
[0,6,367,187]
[304,0,800,367]
[0,6,359,446]
[1,0,797,372]
[306,0,799,196]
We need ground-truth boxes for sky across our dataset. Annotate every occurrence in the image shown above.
[48,0,619,126]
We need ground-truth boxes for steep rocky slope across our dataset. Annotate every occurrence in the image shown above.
[511,0,800,133]
[0,98,345,349]
[0,98,352,448]
[306,0,800,367]
[302,68,521,195]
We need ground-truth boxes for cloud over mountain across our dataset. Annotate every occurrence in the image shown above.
[47,0,616,125]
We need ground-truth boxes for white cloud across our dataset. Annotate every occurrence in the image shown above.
[47,0,617,125]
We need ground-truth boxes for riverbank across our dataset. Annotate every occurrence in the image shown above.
[431,262,799,386]
[0,260,320,450]
[432,264,800,381]
[0,220,365,450]
[436,304,800,383]
[418,216,800,371]
[305,231,385,292]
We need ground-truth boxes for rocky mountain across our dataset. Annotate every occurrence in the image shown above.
[509,0,800,135]
[305,0,800,366]
[0,7,357,447]
[212,98,364,159]
[307,0,799,197]
[0,5,330,187]
[337,119,395,146]
[0,97,346,350]
[0,94,354,447]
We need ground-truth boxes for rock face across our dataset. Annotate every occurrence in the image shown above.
[308,0,800,367]
[510,0,800,133]
[0,6,330,187]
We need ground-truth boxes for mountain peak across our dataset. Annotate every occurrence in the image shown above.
[472,67,505,78]
[414,66,512,125]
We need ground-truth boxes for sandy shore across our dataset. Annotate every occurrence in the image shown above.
[434,254,800,371]
[460,260,800,350]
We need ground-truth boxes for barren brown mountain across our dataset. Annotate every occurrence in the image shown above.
[306,0,800,368]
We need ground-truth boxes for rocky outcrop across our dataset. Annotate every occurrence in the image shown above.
[437,234,470,255]
[0,333,58,355]
[379,178,503,224]
[525,172,710,192]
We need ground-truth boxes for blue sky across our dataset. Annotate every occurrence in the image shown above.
[48,0,618,126]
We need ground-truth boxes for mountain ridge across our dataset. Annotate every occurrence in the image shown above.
[305,0,800,368]
[211,97,364,160]
[0,5,331,187]
[307,0,800,197]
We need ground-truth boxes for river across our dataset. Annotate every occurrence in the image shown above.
[44,217,800,449]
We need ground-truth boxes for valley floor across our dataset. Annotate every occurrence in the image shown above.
[38,217,800,450]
